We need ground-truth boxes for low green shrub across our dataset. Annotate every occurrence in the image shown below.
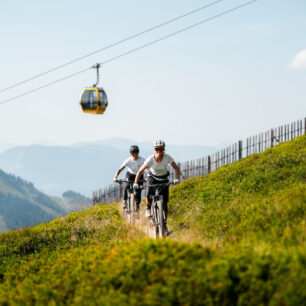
[0,204,141,281]
[0,239,305,305]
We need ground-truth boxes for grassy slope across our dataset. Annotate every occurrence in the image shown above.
[168,135,305,247]
[0,135,305,305]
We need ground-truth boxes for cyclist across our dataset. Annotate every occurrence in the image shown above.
[134,140,180,235]
[113,145,145,210]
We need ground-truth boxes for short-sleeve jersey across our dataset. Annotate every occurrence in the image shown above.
[144,153,174,176]
[121,156,145,175]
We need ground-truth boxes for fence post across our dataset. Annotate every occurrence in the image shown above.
[92,191,95,206]
[208,156,211,173]
[107,185,110,204]
[112,184,115,203]
[247,138,249,157]
[271,129,274,147]
[238,140,243,160]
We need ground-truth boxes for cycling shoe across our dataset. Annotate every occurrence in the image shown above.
[145,207,152,218]
[163,225,170,237]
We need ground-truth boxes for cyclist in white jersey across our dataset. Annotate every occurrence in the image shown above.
[134,140,180,235]
[113,145,145,209]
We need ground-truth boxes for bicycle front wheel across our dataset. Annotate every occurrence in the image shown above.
[151,205,159,239]
[130,193,136,224]
[157,198,164,238]
[126,194,132,224]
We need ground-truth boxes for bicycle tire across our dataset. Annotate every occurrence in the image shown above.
[126,193,132,224]
[130,193,136,224]
[157,198,164,238]
[151,204,159,239]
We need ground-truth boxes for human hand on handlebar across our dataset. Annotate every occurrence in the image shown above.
[113,177,118,182]
[173,179,180,185]
[133,183,139,189]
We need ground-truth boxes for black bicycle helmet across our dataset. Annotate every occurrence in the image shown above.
[130,145,139,153]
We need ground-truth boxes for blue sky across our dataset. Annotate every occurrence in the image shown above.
[0,0,305,147]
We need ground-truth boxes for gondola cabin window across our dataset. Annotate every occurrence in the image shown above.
[81,90,98,111]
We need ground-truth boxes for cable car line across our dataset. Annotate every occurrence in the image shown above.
[0,0,226,94]
[0,0,259,106]
[0,68,91,105]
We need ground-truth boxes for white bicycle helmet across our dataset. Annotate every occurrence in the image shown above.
[153,140,165,148]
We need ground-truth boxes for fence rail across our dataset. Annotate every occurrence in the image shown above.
[93,117,305,205]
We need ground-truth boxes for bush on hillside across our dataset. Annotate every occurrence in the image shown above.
[0,239,305,305]
[0,204,140,279]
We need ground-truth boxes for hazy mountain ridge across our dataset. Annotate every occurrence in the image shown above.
[53,190,92,213]
[0,169,66,232]
[0,169,92,233]
[0,138,218,196]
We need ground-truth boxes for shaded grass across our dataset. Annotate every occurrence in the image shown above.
[0,239,305,305]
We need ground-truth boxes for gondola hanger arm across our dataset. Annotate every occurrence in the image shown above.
[92,63,101,87]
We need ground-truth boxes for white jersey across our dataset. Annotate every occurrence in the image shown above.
[144,153,174,176]
[121,156,145,175]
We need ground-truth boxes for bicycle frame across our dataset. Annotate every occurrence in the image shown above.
[115,180,137,223]
[143,181,173,238]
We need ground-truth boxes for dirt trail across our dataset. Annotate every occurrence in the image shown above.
[120,204,157,239]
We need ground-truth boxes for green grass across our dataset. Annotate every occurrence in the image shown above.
[0,204,142,281]
[0,135,305,305]
[168,135,306,247]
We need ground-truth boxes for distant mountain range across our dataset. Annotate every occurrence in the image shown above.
[0,169,64,232]
[0,169,91,233]
[0,138,218,197]
[0,142,15,154]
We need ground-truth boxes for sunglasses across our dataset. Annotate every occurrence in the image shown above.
[154,147,164,152]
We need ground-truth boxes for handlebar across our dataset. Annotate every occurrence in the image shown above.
[114,179,128,184]
[114,179,145,184]
[114,180,178,188]
[137,181,175,189]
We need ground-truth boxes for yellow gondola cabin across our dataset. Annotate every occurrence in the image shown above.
[80,87,108,114]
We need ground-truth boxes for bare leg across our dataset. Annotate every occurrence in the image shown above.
[146,199,152,207]
[145,199,152,218]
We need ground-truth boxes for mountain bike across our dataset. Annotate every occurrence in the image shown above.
[116,179,139,224]
[141,181,173,239]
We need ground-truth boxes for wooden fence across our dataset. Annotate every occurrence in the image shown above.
[93,117,305,205]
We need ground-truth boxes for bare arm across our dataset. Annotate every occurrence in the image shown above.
[135,164,149,184]
[113,165,125,181]
[171,161,180,180]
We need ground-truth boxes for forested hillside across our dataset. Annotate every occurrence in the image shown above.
[0,170,66,232]
[53,190,92,213]
[0,135,305,305]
